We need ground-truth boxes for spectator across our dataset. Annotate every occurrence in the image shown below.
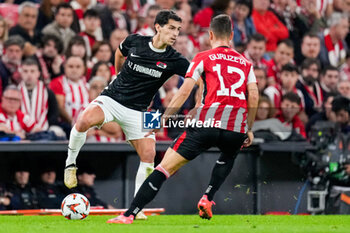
[109,28,128,53]
[270,0,308,58]
[9,2,41,56]
[0,85,38,139]
[70,0,99,34]
[86,76,123,142]
[136,4,161,36]
[7,163,39,210]
[99,0,130,39]
[340,52,350,80]
[332,96,350,132]
[35,34,65,83]
[0,36,24,93]
[320,12,349,67]
[296,58,324,118]
[79,9,101,58]
[0,183,11,210]
[49,56,89,126]
[193,0,235,31]
[42,3,76,51]
[295,33,321,65]
[87,41,115,80]
[337,79,350,99]
[243,33,269,69]
[254,66,267,94]
[36,0,64,31]
[232,0,255,52]
[90,61,112,83]
[266,39,294,85]
[252,0,289,52]
[277,92,306,138]
[320,66,340,96]
[18,58,60,131]
[306,92,337,135]
[74,164,114,209]
[36,165,66,209]
[198,32,211,52]
[265,63,303,108]
[297,0,327,33]
[256,95,275,121]
[0,16,9,56]
[174,33,193,60]
[65,36,88,63]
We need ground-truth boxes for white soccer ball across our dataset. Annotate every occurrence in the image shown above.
[61,193,90,220]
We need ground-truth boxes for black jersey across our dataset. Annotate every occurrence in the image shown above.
[101,34,190,111]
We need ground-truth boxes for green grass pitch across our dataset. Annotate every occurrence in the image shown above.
[1,215,350,233]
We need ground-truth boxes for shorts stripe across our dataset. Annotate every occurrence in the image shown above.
[173,131,187,151]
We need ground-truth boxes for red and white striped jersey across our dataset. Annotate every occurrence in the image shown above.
[264,85,304,109]
[0,107,36,133]
[186,46,256,133]
[19,81,49,131]
[49,76,89,124]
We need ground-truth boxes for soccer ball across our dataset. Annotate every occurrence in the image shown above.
[61,193,90,220]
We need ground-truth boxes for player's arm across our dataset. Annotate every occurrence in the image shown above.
[114,48,125,74]
[162,78,197,123]
[244,82,259,147]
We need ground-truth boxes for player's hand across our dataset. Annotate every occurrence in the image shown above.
[243,131,254,147]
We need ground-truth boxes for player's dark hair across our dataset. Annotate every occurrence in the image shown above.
[301,58,321,71]
[248,33,266,43]
[277,39,294,49]
[55,3,73,16]
[22,57,40,69]
[154,10,182,27]
[83,9,99,19]
[332,96,350,114]
[282,92,301,105]
[321,65,339,76]
[42,34,64,54]
[210,14,232,39]
[281,63,299,74]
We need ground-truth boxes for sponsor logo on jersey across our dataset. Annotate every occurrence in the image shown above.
[143,110,161,129]
[130,53,140,58]
[156,61,167,69]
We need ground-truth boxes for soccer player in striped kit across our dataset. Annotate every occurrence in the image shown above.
[107,14,259,224]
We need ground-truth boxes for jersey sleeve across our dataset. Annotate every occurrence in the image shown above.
[247,66,257,84]
[49,78,64,95]
[119,34,138,57]
[185,54,204,81]
[175,58,190,77]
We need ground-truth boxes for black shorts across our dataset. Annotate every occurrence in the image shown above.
[170,127,247,160]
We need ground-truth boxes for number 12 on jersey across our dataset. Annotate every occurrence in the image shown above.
[213,64,245,100]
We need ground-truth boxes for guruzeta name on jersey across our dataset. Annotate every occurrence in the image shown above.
[209,53,247,66]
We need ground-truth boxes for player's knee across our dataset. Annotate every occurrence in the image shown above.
[139,147,156,163]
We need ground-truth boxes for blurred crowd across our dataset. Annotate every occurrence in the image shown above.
[0,0,350,143]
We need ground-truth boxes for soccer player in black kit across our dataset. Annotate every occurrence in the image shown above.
[63,10,189,219]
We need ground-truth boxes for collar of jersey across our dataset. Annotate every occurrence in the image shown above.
[148,41,166,53]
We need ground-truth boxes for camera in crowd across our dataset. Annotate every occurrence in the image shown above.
[300,122,350,214]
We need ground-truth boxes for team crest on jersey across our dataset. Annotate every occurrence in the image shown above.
[156,62,167,69]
